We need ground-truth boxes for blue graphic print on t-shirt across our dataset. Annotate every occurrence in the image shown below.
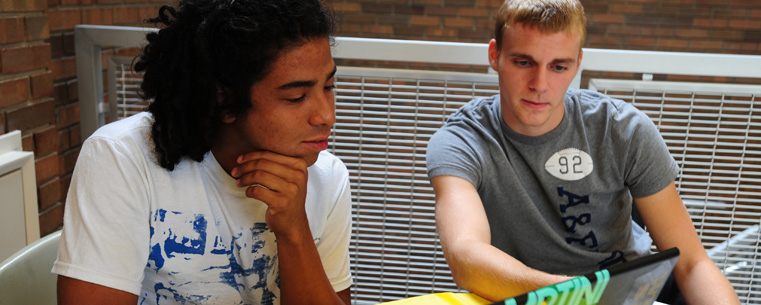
[145,209,280,304]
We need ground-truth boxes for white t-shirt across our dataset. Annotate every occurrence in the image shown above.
[53,112,352,305]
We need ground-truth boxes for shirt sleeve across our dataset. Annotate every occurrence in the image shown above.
[314,159,353,292]
[617,103,679,198]
[52,135,151,295]
[426,117,485,188]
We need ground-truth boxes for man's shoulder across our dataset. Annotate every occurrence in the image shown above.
[89,112,153,143]
[566,88,639,117]
[452,94,499,117]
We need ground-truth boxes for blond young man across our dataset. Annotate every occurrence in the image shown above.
[426,0,740,304]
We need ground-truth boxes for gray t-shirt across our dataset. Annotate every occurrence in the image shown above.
[427,88,678,275]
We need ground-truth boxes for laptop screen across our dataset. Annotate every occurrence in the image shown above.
[491,248,680,305]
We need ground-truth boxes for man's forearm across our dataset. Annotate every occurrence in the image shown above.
[677,259,739,305]
[276,228,346,305]
[446,241,572,302]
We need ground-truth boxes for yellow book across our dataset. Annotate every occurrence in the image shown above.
[378,292,491,305]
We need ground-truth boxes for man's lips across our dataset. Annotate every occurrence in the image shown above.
[522,99,547,109]
[303,137,330,150]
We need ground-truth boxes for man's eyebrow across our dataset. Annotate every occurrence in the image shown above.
[277,65,338,90]
[509,52,577,64]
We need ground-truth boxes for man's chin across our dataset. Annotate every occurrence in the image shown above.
[304,153,320,167]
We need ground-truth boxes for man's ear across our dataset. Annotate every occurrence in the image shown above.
[577,49,583,69]
[488,39,500,72]
[221,112,236,123]
[217,85,236,123]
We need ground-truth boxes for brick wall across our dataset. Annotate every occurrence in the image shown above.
[1,0,759,238]
[0,0,162,238]
[335,0,761,54]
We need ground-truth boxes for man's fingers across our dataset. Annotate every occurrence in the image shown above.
[237,151,308,169]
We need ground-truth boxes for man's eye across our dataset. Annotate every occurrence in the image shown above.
[552,65,568,72]
[286,95,306,103]
[324,84,336,91]
[515,60,530,67]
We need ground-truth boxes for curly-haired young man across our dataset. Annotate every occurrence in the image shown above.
[53,1,351,304]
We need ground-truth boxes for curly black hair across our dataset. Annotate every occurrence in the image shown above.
[133,0,337,170]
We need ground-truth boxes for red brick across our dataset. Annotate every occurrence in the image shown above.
[656,38,690,49]
[59,147,78,174]
[24,15,49,41]
[394,5,424,15]
[426,28,458,38]
[0,43,52,74]
[66,79,78,101]
[38,177,61,211]
[394,26,426,37]
[38,201,63,236]
[48,33,63,58]
[69,124,80,146]
[410,16,440,26]
[690,40,724,50]
[34,125,58,156]
[426,6,458,16]
[713,8,751,18]
[57,128,70,151]
[96,0,122,4]
[21,133,33,151]
[47,0,61,7]
[729,19,761,29]
[139,5,160,21]
[475,0,502,8]
[459,8,489,17]
[69,124,82,147]
[675,29,708,39]
[81,7,113,25]
[47,9,81,31]
[709,30,744,40]
[641,28,673,37]
[610,4,642,14]
[30,71,54,99]
[379,15,410,26]
[60,0,79,5]
[50,57,76,81]
[59,172,71,201]
[0,77,29,108]
[35,152,59,184]
[343,14,376,24]
[333,2,360,12]
[113,7,140,24]
[591,14,626,24]
[751,10,761,18]
[457,29,492,41]
[609,25,643,36]
[0,115,4,134]
[731,0,761,6]
[693,18,728,28]
[53,81,69,105]
[362,3,393,13]
[0,0,46,12]
[724,42,760,53]
[6,98,55,132]
[63,32,75,56]
[625,37,656,47]
[361,25,393,35]
[0,17,25,44]
[56,103,79,127]
[444,18,474,28]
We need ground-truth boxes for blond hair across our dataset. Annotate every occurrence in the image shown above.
[494,0,587,50]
